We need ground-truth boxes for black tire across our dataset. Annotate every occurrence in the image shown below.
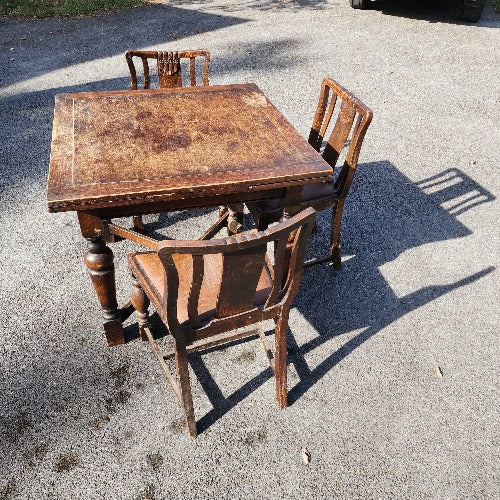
[350,0,371,9]
[461,1,485,22]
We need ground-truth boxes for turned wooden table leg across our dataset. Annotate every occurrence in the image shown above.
[84,237,125,346]
[78,210,125,346]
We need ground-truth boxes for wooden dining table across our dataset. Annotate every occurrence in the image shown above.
[46,83,332,346]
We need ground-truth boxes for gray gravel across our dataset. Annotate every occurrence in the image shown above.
[1,1,499,498]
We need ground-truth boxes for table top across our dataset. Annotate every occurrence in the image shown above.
[47,83,332,213]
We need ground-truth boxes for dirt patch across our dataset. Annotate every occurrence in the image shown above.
[146,453,164,471]
[105,390,131,415]
[90,414,110,429]
[242,429,267,447]
[169,418,185,434]
[23,442,49,467]
[111,364,129,386]
[1,412,32,443]
[0,480,17,500]
[135,484,156,500]
[234,349,257,363]
[91,389,131,429]
[54,453,79,473]
[124,430,134,439]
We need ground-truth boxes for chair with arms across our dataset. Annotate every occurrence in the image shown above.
[247,77,373,269]
[127,207,317,437]
[125,49,211,232]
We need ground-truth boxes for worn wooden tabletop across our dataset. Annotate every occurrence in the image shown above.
[46,83,332,213]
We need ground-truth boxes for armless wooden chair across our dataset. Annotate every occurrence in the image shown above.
[128,208,317,437]
[125,49,210,90]
[247,77,373,269]
[125,49,211,232]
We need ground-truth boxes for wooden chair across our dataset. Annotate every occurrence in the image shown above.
[247,77,373,269]
[125,49,210,90]
[127,208,317,437]
[125,49,211,232]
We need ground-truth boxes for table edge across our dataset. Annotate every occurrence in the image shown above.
[47,173,333,213]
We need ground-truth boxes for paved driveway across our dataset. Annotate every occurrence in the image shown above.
[1,1,498,498]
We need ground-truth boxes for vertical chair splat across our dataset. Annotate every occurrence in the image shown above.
[128,208,317,437]
[246,77,373,269]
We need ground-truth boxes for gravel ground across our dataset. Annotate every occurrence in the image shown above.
[0,1,499,498]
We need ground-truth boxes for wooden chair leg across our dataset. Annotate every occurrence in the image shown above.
[274,312,290,409]
[330,201,345,270]
[130,273,150,340]
[173,337,197,438]
[132,215,145,233]
[226,203,244,235]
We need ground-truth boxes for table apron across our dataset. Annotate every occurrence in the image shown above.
[80,187,286,233]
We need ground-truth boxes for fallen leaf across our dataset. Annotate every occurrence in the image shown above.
[301,447,311,464]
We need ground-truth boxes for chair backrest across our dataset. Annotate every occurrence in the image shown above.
[125,49,210,89]
[156,208,316,338]
[308,77,373,198]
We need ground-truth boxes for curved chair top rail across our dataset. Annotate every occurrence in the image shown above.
[125,49,210,89]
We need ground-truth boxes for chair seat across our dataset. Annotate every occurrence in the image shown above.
[254,181,335,213]
[129,252,273,326]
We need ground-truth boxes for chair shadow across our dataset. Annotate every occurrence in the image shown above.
[172,161,495,433]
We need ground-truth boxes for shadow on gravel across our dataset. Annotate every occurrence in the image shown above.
[0,4,248,88]
[0,156,495,439]
[166,0,330,13]
[288,161,495,403]
[1,69,496,436]
[173,161,496,431]
[369,0,494,26]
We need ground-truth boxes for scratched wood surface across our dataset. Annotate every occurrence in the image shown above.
[47,84,332,212]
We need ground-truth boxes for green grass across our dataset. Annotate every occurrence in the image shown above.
[0,0,146,18]
[1,0,497,18]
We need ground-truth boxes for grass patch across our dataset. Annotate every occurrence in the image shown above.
[0,0,146,18]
